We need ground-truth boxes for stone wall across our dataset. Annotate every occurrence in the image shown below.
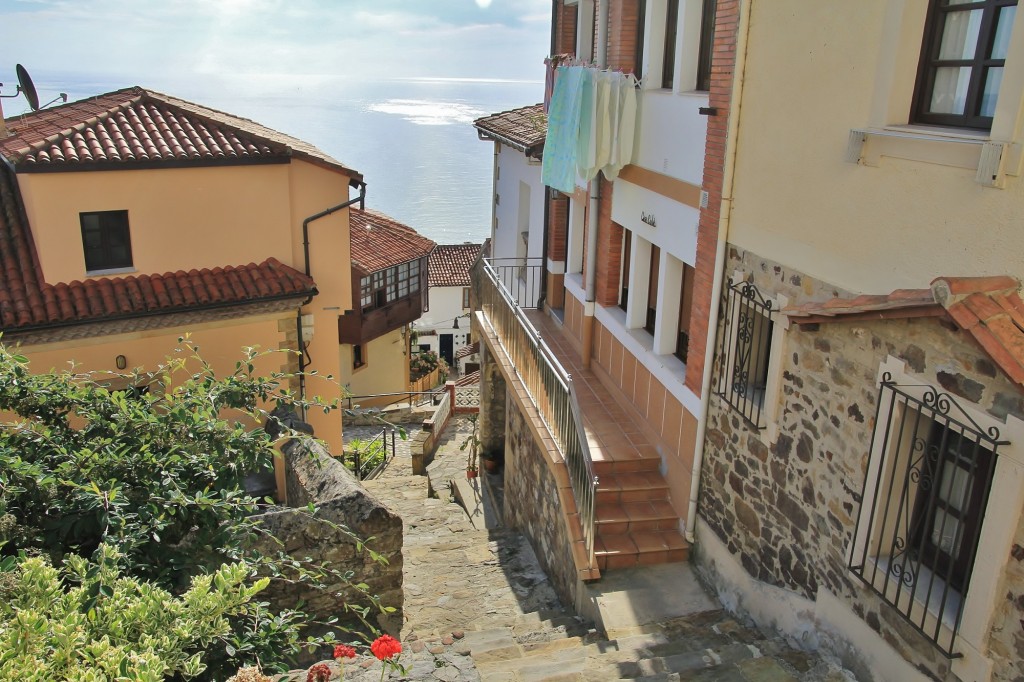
[253,438,403,641]
[503,398,580,608]
[697,246,1024,681]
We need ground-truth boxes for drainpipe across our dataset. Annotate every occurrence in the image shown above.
[685,0,752,543]
[298,179,367,405]
[581,0,608,369]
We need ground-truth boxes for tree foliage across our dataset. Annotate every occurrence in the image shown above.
[0,339,387,679]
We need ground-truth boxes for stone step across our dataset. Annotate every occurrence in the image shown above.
[595,500,679,534]
[594,530,689,571]
[595,471,670,506]
[591,454,662,477]
[620,641,761,678]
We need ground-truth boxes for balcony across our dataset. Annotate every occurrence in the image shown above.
[475,258,688,575]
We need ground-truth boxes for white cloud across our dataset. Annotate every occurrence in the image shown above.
[475,0,493,7]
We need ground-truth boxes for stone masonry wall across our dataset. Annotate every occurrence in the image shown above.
[253,438,403,639]
[503,398,580,608]
[697,246,1024,681]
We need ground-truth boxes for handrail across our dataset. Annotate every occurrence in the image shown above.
[344,389,445,410]
[476,257,599,570]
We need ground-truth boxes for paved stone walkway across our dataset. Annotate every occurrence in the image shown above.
[287,415,854,681]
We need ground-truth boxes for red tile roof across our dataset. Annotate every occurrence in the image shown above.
[1,87,359,178]
[349,209,435,274]
[455,341,480,360]
[429,243,482,287]
[473,104,547,157]
[455,369,480,386]
[0,162,315,333]
[783,276,1024,390]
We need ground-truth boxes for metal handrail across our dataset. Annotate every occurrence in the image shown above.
[477,257,599,570]
[344,389,444,410]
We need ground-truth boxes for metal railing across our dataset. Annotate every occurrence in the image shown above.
[476,257,598,570]
[348,427,398,480]
[344,389,444,411]
[485,257,544,309]
[849,375,1006,657]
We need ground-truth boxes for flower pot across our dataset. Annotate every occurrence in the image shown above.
[466,469,478,479]
[482,458,500,474]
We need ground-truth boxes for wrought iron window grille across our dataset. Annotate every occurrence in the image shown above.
[849,373,1008,658]
[716,279,775,429]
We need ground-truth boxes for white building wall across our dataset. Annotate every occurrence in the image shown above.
[492,144,546,262]
[416,285,472,368]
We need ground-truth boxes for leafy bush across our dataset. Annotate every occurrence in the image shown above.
[0,340,390,678]
[0,546,267,681]
[344,436,388,478]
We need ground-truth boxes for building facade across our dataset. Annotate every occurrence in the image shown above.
[0,87,364,455]
[417,243,482,369]
[693,2,1024,681]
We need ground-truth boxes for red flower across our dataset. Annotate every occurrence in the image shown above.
[370,634,402,660]
[306,662,331,682]
[334,644,357,660]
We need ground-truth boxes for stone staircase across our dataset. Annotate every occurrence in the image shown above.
[461,607,851,681]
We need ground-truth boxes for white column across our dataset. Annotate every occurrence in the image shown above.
[626,237,651,330]
[567,197,585,275]
[654,252,682,355]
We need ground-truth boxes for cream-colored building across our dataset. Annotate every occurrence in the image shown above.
[0,86,372,455]
[695,2,1024,681]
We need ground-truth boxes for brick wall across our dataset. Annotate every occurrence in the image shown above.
[607,0,642,73]
[594,179,623,307]
[686,0,740,396]
[554,1,578,55]
[548,193,568,262]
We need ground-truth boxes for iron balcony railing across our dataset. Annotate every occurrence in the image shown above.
[849,375,1006,657]
[476,257,598,571]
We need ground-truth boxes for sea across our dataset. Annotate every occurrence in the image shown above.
[14,73,545,246]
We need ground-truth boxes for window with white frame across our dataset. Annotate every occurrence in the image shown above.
[913,0,1017,130]
[715,278,776,428]
[848,364,1014,659]
[359,260,422,312]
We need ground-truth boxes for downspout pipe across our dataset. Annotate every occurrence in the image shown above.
[685,0,752,544]
[297,179,367,407]
[581,0,609,368]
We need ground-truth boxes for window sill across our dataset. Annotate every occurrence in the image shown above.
[845,126,1021,187]
[86,266,136,277]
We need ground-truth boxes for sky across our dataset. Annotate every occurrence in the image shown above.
[1,0,552,104]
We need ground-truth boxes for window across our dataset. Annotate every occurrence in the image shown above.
[353,344,365,369]
[360,260,422,312]
[913,0,1018,129]
[662,0,680,88]
[80,210,132,272]
[849,375,1004,656]
[644,245,661,335]
[696,0,718,91]
[462,287,471,309]
[675,263,694,362]
[636,0,648,76]
[715,279,775,428]
[619,230,632,312]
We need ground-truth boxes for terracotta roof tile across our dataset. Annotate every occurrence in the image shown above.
[349,208,435,274]
[455,341,480,360]
[2,87,359,178]
[429,243,482,287]
[455,369,480,386]
[473,104,547,156]
[783,276,1024,390]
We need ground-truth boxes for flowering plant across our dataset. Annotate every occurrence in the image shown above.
[370,635,404,680]
[306,662,331,682]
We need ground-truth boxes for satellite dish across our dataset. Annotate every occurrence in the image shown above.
[16,64,39,111]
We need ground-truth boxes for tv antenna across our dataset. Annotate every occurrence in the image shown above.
[0,64,67,111]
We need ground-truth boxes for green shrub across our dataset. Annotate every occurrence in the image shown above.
[0,545,268,681]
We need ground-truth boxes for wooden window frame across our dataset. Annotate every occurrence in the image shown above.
[912,0,1018,130]
[80,210,132,272]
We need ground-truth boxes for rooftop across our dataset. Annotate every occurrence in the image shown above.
[784,275,1024,389]
[473,104,546,157]
[349,209,436,274]
[429,244,482,288]
[1,87,359,178]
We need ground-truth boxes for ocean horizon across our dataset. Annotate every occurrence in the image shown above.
[9,71,545,247]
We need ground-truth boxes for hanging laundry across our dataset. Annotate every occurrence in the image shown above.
[593,71,615,177]
[542,65,587,194]
[543,54,572,114]
[575,67,598,181]
[604,74,637,180]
